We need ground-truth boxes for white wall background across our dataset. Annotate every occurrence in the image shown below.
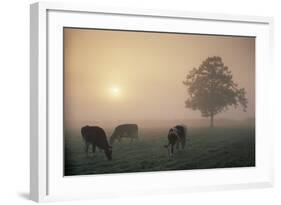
[0,0,280,204]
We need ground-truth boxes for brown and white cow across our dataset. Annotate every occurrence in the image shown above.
[164,125,188,159]
[81,125,112,160]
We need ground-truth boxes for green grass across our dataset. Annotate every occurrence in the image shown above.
[64,126,255,176]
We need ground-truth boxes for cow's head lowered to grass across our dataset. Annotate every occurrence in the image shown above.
[81,125,113,161]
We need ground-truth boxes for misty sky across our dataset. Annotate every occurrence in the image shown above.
[64,28,255,128]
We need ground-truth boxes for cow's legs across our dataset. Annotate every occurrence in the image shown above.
[132,131,138,143]
[181,139,186,149]
[167,144,171,159]
[167,144,174,159]
[170,145,174,159]
[130,136,136,143]
[85,142,89,156]
[92,143,96,154]
[176,141,179,150]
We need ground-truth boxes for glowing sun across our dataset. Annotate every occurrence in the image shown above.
[110,85,121,97]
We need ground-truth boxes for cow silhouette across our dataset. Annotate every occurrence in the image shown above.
[81,125,112,160]
[164,125,188,159]
[110,124,138,145]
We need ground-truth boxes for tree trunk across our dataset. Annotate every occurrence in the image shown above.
[210,114,214,128]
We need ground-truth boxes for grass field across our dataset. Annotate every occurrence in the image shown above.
[64,126,255,176]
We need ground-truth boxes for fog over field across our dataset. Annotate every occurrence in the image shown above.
[64,28,255,131]
[63,28,255,176]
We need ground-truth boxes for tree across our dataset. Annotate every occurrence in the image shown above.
[183,56,248,127]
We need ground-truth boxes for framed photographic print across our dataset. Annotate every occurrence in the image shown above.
[30,2,274,202]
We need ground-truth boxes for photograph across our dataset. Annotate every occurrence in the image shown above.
[63,28,255,176]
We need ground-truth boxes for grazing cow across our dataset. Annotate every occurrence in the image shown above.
[110,124,138,145]
[81,125,112,160]
[164,125,188,159]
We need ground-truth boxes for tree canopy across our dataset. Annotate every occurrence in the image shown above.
[183,56,248,127]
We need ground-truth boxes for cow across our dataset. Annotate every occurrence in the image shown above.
[164,125,188,159]
[81,125,112,160]
[109,124,138,145]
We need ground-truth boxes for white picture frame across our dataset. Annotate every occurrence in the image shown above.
[30,2,274,202]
